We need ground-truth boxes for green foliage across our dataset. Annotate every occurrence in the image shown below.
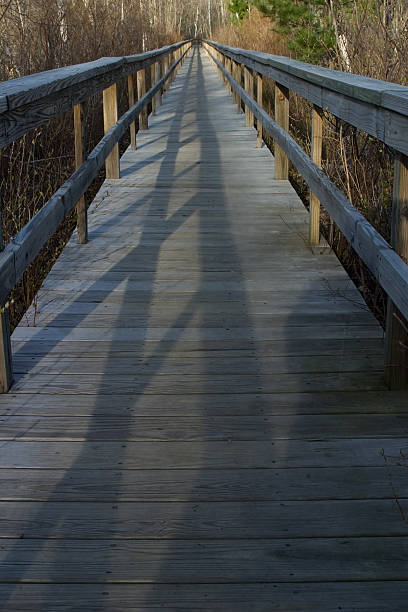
[253,0,336,62]
[227,0,250,24]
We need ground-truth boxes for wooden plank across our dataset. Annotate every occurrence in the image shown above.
[0,582,406,611]
[2,412,406,441]
[1,537,408,582]
[0,465,404,501]
[1,389,403,417]
[10,371,385,395]
[12,354,383,376]
[0,499,405,538]
[0,438,401,469]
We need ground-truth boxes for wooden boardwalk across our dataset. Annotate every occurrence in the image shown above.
[0,46,408,610]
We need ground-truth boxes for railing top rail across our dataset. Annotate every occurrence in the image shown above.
[206,40,408,117]
[0,40,192,149]
[0,41,191,115]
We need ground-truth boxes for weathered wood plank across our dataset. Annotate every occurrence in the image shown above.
[0,499,405,538]
[2,412,406,441]
[0,582,407,611]
[1,537,408,582]
[0,466,404,501]
[0,438,402,469]
[1,389,403,417]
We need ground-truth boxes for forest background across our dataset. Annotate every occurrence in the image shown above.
[1,0,407,326]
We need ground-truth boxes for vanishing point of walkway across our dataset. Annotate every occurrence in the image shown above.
[0,46,408,610]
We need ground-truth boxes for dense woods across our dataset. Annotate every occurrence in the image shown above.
[1,0,407,327]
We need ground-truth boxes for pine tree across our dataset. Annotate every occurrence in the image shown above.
[252,0,337,62]
[227,0,250,23]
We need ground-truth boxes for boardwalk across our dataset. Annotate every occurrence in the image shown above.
[0,46,408,609]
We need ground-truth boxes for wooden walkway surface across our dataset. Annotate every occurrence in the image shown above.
[0,46,408,610]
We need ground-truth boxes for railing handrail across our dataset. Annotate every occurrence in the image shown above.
[205,40,408,157]
[204,40,408,388]
[0,42,193,393]
[0,40,192,148]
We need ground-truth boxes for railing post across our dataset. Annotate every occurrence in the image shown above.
[74,103,88,244]
[309,105,323,245]
[226,58,233,95]
[385,153,408,388]
[244,66,254,128]
[0,195,13,393]
[151,65,156,115]
[154,61,162,109]
[137,68,148,130]
[274,83,289,180]
[257,73,263,148]
[127,74,136,150]
[103,83,120,179]
[235,62,242,113]
[165,55,171,93]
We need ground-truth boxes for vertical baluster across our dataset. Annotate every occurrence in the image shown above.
[74,103,88,243]
[103,83,120,179]
[274,83,289,180]
[309,105,323,245]
[385,153,408,388]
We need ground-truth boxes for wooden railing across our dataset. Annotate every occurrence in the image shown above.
[203,40,408,389]
[0,40,192,392]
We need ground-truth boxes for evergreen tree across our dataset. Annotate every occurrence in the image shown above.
[253,0,337,62]
[227,0,250,23]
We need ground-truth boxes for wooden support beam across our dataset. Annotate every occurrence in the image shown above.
[0,193,13,393]
[127,74,136,150]
[257,73,263,148]
[137,69,148,130]
[102,83,120,179]
[74,103,87,244]
[385,153,408,388]
[274,83,289,180]
[309,105,323,245]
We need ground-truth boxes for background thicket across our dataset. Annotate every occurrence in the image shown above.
[1,0,407,327]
